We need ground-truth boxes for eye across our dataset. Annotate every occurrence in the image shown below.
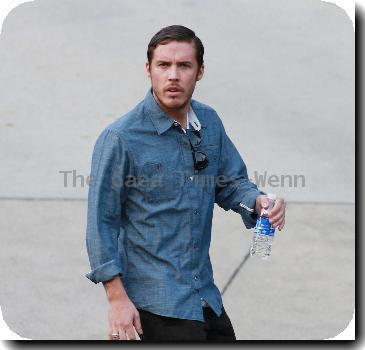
[158,62,168,67]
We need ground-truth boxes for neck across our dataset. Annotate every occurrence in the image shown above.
[153,91,189,126]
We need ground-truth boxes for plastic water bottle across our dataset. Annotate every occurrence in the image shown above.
[250,193,276,260]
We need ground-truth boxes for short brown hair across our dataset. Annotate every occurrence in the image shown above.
[147,25,204,68]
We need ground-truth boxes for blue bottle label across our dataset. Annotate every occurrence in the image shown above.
[255,216,275,236]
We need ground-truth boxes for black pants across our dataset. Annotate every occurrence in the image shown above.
[137,306,236,341]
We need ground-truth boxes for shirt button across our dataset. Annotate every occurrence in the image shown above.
[193,209,198,215]
[193,244,198,249]
[189,176,194,181]
[194,276,198,281]
[173,122,179,127]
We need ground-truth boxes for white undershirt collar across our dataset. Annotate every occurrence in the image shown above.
[174,105,201,134]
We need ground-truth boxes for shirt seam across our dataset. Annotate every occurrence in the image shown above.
[105,128,137,181]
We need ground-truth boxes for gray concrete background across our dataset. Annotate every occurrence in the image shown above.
[0,0,354,340]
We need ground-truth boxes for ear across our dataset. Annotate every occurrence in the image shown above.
[145,62,151,78]
[196,63,204,81]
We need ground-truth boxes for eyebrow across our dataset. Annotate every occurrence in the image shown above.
[155,60,193,65]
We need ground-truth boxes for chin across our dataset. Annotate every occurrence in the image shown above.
[166,100,185,109]
[159,97,183,109]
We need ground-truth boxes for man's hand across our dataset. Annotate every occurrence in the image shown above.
[103,277,143,340]
[108,297,143,340]
[255,195,286,231]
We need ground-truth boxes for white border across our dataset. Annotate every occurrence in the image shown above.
[326,309,355,340]
[0,306,29,342]
[0,0,357,344]
[322,0,355,29]
[322,1,355,340]
[0,0,32,35]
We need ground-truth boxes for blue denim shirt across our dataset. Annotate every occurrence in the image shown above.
[86,89,262,322]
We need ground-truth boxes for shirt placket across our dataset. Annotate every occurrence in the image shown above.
[178,130,203,294]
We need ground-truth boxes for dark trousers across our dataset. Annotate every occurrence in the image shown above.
[137,306,236,341]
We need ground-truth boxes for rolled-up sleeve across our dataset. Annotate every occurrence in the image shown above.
[85,128,130,284]
[214,115,265,229]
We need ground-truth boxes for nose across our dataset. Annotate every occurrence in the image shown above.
[168,66,179,81]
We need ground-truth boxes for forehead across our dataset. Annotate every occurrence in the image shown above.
[152,40,196,62]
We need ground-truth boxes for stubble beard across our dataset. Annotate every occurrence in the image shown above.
[153,88,192,112]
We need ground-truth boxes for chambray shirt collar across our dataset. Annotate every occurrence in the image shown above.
[144,88,201,135]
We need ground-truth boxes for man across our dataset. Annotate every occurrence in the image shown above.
[86,25,286,341]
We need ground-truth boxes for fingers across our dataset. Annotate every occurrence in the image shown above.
[278,217,285,231]
[269,198,285,217]
[133,311,144,336]
[272,215,285,230]
[107,300,141,341]
[268,198,286,228]
[109,329,120,341]
[108,319,119,340]
[126,326,136,341]
[111,328,137,341]
[108,326,126,341]
[269,209,285,225]
[271,211,285,229]
[109,323,141,341]
[119,332,128,340]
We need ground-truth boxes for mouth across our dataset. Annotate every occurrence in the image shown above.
[165,87,183,96]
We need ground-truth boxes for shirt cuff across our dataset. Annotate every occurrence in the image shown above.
[238,190,265,229]
[85,259,123,284]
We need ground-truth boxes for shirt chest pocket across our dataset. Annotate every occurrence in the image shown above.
[137,161,179,203]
